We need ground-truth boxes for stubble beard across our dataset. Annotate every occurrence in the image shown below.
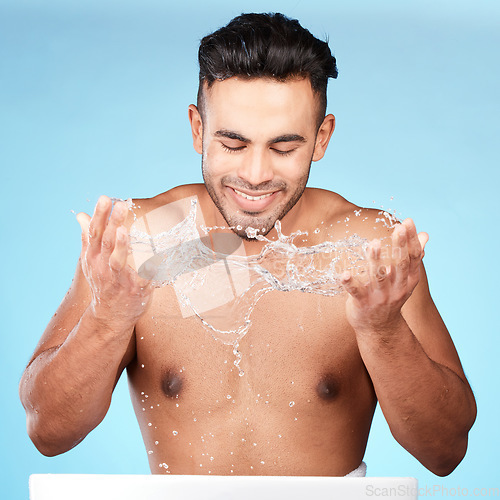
[202,155,311,241]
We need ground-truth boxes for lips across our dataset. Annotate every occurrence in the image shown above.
[227,186,280,212]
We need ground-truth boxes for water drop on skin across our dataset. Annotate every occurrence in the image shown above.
[130,199,372,374]
[172,430,178,436]
[289,401,295,407]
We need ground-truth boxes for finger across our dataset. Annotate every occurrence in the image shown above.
[418,232,429,258]
[101,201,128,257]
[88,196,112,257]
[392,223,410,289]
[109,226,129,272]
[403,218,422,274]
[341,271,367,302]
[368,239,389,290]
[76,212,91,252]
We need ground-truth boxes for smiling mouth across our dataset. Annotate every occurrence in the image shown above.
[232,188,275,201]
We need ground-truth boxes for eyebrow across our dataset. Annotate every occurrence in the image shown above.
[214,130,250,143]
[214,129,307,145]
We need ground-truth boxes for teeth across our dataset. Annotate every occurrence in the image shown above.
[234,189,274,201]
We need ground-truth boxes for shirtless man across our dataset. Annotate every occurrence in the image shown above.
[20,13,476,477]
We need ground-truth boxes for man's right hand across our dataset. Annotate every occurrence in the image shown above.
[76,195,152,330]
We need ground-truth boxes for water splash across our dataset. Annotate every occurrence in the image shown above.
[127,197,393,373]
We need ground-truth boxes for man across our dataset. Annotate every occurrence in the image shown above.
[20,13,475,477]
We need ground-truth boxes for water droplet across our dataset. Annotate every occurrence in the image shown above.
[289,401,295,407]
[172,430,178,436]
[129,197,375,377]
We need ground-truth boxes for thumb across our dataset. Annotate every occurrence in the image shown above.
[76,212,91,248]
[418,232,429,257]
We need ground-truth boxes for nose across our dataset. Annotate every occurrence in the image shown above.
[236,148,274,187]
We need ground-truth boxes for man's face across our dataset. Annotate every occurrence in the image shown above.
[190,77,333,239]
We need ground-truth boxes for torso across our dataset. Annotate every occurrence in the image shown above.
[126,184,384,475]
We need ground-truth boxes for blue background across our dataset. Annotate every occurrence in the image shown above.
[1,0,499,498]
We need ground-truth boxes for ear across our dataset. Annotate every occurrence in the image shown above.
[188,104,203,154]
[312,114,335,162]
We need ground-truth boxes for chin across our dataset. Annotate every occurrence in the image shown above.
[224,215,273,240]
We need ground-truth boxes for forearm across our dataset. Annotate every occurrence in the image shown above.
[356,315,476,476]
[20,307,134,456]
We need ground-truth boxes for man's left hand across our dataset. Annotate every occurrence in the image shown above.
[341,218,429,334]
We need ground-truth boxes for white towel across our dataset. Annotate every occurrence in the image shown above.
[344,461,367,477]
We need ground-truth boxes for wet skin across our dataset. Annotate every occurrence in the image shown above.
[20,76,475,477]
[126,185,378,475]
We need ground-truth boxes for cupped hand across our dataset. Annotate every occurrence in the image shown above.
[341,218,429,333]
[77,195,153,329]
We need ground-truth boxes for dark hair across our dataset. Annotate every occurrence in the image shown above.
[197,12,338,125]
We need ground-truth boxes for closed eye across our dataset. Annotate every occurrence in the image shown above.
[272,148,297,157]
[221,143,246,153]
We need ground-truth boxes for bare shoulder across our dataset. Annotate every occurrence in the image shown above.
[304,188,399,241]
[123,184,207,231]
[130,184,205,218]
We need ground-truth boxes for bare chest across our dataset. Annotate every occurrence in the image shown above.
[129,286,368,408]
